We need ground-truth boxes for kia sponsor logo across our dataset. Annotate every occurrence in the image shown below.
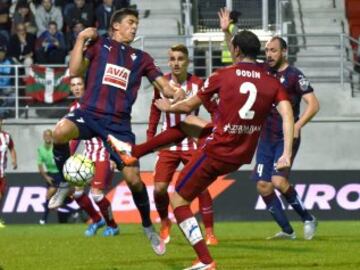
[255,183,360,210]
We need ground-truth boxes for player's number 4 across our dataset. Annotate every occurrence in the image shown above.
[239,82,257,120]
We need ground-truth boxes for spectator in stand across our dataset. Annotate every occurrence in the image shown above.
[35,0,63,36]
[0,0,11,41]
[8,22,36,75]
[95,0,113,36]
[0,45,15,118]
[64,0,94,30]
[35,20,66,64]
[64,19,84,61]
[10,0,37,35]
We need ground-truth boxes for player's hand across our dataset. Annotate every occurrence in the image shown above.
[46,176,54,185]
[218,8,231,32]
[172,87,186,103]
[275,155,291,171]
[155,98,172,112]
[79,27,98,41]
[12,162,17,170]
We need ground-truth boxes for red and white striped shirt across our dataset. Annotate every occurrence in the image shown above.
[147,73,203,151]
[0,131,14,177]
[69,101,109,162]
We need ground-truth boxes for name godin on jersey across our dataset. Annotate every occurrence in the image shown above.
[223,123,261,134]
[102,63,131,91]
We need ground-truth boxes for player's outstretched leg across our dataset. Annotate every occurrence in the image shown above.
[198,190,218,246]
[107,135,138,165]
[281,185,318,240]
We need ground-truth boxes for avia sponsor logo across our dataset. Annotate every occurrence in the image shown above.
[255,183,360,210]
[107,172,235,224]
[102,63,131,91]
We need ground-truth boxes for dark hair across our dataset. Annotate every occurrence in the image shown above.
[170,44,189,57]
[70,75,84,82]
[48,21,58,28]
[269,36,287,50]
[110,8,139,26]
[230,10,241,24]
[232,30,261,59]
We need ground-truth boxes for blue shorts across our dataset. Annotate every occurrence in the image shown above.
[47,172,63,187]
[65,109,135,168]
[251,137,301,182]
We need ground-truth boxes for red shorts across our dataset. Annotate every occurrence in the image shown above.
[0,177,6,196]
[91,160,113,189]
[154,150,195,182]
[175,150,239,202]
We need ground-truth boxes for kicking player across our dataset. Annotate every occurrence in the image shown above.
[147,44,218,245]
[49,8,184,255]
[69,75,118,237]
[109,30,295,269]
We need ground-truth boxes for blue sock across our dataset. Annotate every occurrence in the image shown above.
[263,192,293,234]
[131,183,152,228]
[283,185,313,222]
[53,143,70,183]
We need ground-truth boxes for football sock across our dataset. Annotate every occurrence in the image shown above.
[174,205,213,264]
[95,196,117,228]
[282,185,313,222]
[132,123,186,158]
[131,184,152,227]
[53,143,70,182]
[41,199,50,221]
[198,190,214,230]
[74,193,102,223]
[262,192,293,234]
[154,191,170,220]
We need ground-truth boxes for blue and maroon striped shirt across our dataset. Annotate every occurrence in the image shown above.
[80,36,163,121]
[261,65,314,142]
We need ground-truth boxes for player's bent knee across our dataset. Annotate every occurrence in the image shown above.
[53,119,79,144]
[257,181,274,196]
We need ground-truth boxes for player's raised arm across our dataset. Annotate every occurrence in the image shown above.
[69,27,98,76]
[153,76,186,103]
[276,100,294,170]
[155,95,202,114]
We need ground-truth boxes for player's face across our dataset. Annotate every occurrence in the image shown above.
[113,15,139,44]
[70,77,85,99]
[43,131,53,144]
[168,50,189,77]
[265,39,286,69]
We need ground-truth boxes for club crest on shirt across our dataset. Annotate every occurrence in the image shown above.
[102,63,131,91]
[298,75,310,91]
[131,53,137,61]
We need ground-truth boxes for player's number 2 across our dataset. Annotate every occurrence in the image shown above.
[239,82,257,120]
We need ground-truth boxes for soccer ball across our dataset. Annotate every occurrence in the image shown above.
[63,154,95,187]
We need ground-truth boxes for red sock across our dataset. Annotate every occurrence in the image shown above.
[174,205,213,264]
[132,124,186,158]
[198,190,214,231]
[95,197,117,228]
[154,192,170,220]
[75,194,101,223]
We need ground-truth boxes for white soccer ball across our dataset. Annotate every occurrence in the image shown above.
[63,154,95,187]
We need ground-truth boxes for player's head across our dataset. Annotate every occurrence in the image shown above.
[231,30,261,60]
[265,36,287,69]
[70,75,85,99]
[168,44,189,77]
[43,129,53,145]
[110,8,139,44]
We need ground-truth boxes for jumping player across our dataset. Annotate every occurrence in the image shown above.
[109,30,295,269]
[148,44,218,245]
[50,8,185,255]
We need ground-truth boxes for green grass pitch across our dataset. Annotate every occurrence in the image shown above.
[0,221,359,270]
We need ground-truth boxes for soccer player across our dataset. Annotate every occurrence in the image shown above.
[219,9,320,240]
[147,44,218,245]
[251,36,320,240]
[37,129,62,225]
[0,118,17,228]
[69,75,119,237]
[109,30,295,269]
[50,8,184,255]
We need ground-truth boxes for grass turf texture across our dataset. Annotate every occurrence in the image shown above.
[0,221,359,270]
